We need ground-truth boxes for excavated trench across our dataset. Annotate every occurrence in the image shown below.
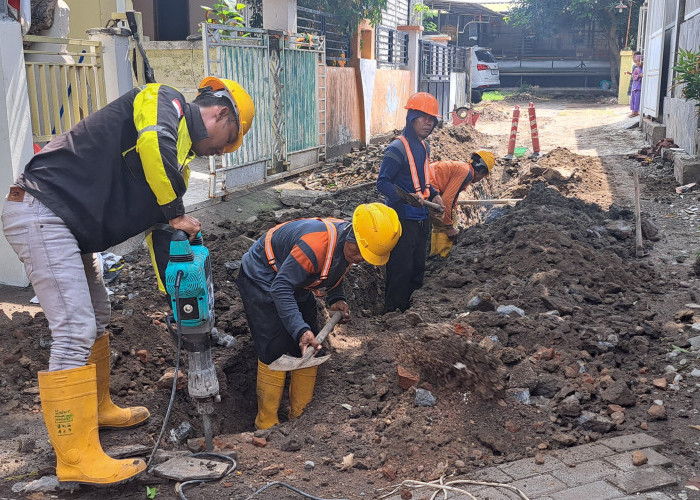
[2,122,696,499]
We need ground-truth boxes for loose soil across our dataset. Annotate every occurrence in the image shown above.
[1,99,699,500]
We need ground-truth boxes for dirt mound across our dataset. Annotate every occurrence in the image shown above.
[398,322,507,400]
[475,102,512,122]
[299,124,491,191]
[429,124,489,162]
[502,147,614,207]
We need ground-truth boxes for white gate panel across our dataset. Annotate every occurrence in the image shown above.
[641,0,666,118]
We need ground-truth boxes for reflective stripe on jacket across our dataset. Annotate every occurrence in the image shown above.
[18,84,205,253]
[397,136,432,199]
[376,138,439,220]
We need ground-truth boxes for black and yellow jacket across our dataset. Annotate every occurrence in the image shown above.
[18,84,207,253]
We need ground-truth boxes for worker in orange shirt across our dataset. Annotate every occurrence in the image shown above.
[429,150,495,257]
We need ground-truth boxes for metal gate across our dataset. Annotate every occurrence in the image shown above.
[203,25,273,196]
[203,23,325,197]
[281,34,325,170]
[419,41,454,121]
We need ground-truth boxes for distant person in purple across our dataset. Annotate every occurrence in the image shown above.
[628,53,643,117]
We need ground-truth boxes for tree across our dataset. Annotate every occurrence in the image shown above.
[507,0,640,87]
[299,0,388,33]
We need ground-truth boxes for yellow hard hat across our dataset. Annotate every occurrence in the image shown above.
[352,203,402,266]
[475,150,495,174]
[199,76,255,153]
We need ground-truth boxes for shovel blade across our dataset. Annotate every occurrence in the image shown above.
[268,353,331,372]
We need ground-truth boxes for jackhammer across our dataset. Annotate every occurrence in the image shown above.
[164,230,221,451]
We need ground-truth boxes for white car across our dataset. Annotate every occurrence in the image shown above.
[470,47,500,103]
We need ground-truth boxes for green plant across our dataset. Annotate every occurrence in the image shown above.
[673,48,700,111]
[481,91,507,101]
[202,1,246,30]
[413,3,438,32]
[298,0,387,32]
[146,486,158,499]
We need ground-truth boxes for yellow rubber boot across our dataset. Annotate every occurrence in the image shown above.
[289,366,318,419]
[255,360,286,430]
[88,334,150,429]
[38,365,146,485]
[430,230,453,257]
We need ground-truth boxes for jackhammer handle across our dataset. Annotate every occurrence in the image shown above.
[302,311,343,361]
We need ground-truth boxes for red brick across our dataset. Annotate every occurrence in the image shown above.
[652,378,668,390]
[252,436,267,447]
[397,365,419,389]
[156,368,186,390]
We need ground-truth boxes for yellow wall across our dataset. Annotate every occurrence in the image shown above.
[618,50,633,105]
[370,68,411,137]
[65,0,133,39]
[142,41,210,101]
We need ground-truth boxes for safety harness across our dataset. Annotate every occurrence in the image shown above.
[264,218,351,296]
[397,136,432,199]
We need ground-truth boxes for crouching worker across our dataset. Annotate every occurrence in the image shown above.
[430,150,495,257]
[236,204,401,429]
[1,76,253,486]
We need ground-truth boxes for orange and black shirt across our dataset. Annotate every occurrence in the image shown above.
[240,218,352,340]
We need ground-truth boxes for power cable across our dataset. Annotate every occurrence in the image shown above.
[146,270,184,469]
[245,481,350,500]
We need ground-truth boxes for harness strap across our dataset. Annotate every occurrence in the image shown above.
[397,136,431,199]
[264,218,347,295]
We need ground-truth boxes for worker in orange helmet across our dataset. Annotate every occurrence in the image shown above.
[429,150,495,257]
[376,92,446,313]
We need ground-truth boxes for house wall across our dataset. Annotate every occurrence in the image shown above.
[133,0,253,41]
[663,97,700,155]
[132,0,154,39]
[370,68,411,137]
[326,67,362,159]
[141,41,207,101]
[660,9,700,155]
[65,0,133,39]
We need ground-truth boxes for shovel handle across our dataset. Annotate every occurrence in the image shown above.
[423,199,444,212]
[301,311,343,361]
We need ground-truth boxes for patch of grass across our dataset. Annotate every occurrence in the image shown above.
[481,91,508,101]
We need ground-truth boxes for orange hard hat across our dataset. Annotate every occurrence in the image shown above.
[405,92,442,119]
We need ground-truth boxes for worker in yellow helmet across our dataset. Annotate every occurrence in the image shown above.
[1,76,254,486]
[236,203,401,430]
[429,150,495,257]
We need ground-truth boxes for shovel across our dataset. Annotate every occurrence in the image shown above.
[394,185,444,213]
[268,311,343,371]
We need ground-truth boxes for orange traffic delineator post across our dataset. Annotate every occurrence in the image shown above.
[503,105,520,160]
[528,102,543,158]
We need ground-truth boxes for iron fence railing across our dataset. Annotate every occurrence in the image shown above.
[375,25,408,66]
[420,40,454,81]
[297,6,350,66]
[454,46,469,72]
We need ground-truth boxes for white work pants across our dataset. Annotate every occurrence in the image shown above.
[2,188,109,370]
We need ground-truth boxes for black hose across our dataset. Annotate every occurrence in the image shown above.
[176,452,237,500]
[244,481,350,500]
[146,270,184,469]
